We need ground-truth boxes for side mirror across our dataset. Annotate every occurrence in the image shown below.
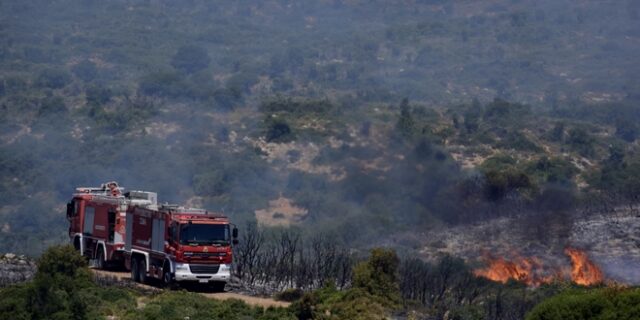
[66,202,74,218]
[232,227,238,239]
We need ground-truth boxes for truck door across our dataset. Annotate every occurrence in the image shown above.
[125,211,133,251]
[108,209,116,243]
[151,218,165,252]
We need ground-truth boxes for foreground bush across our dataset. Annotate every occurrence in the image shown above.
[0,245,294,320]
[526,287,640,320]
[128,291,294,320]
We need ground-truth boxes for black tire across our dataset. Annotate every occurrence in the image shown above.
[138,259,148,284]
[73,238,81,252]
[162,264,174,289]
[131,257,140,282]
[96,246,105,270]
[210,281,225,292]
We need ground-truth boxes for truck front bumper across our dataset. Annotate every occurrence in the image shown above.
[173,263,231,283]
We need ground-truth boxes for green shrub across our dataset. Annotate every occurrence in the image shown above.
[291,285,388,320]
[36,68,72,89]
[396,98,416,140]
[275,288,305,302]
[71,60,98,82]
[526,288,640,320]
[566,127,595,157]
[525,156,577,186]
[85,85,112,106]
[171,45,211,74]
[260,96,336,116]
[265,117,295,143]
[38,96,67,116]
[132,291,294,320]
[138,71,188,97]
[352,248,401,309]
[497,131,542,152]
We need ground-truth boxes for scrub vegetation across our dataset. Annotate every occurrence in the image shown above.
[1,0,639,319]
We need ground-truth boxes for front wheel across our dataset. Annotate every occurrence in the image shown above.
[138,259,148,284]
[162,268,174,289]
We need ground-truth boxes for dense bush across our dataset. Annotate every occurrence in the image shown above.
[526,287,640,320]
[265,117,295,143]
[352,248,401,308]
[0,245,294,320]
[171,45,211,74]
[132,292,294,320]
[482,165,535,202]
[71,60,98,82]
[36,68,72,89]
[138,71,188,98]
[260,97,336,116]
[0,245,93,320]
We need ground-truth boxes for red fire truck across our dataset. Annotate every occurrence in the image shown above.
[67,182,238,290]
[124,204,237,290]
[66,182,157,269]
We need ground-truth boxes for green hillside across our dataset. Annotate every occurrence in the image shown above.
[1,0,639,256]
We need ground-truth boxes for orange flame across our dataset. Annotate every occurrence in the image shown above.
[474,248,604,286]
[564,247,603,286]
[473,255,551,286]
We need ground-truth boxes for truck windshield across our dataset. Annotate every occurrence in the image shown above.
[179,224,229,246]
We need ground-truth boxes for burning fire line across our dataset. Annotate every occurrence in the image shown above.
[564,247,603,286]
[474,247,603,286]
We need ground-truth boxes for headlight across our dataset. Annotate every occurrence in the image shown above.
[219,264,229,271]
[175,263,189,271]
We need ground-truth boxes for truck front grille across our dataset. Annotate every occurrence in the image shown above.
[189,264,220,274]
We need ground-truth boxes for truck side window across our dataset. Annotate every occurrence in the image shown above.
[169,224,177,242]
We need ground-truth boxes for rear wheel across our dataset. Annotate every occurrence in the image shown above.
[96,246,105,269]
[131,257,140,282]
[138,259,148,284]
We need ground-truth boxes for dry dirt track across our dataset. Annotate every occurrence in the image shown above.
[92,269,290,308]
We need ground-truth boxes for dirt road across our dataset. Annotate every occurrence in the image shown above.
[92,269,290,308]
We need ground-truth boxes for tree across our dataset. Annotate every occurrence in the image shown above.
[615,118,638,142]
[265,117,294,143]
[29,245,92,320]
[213,87,242,111]
[38,96,67,116]
[85,85,112,106]
[353,248,401,308]
[138,71,187,97]
[396,98,415,139]
[566,127,595,157]
[36,68,72,89]
[171,45,211,74]
[71,60,98,82]
[548,122,565,142]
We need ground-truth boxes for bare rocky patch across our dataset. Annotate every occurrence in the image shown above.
[255,196,308,227]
